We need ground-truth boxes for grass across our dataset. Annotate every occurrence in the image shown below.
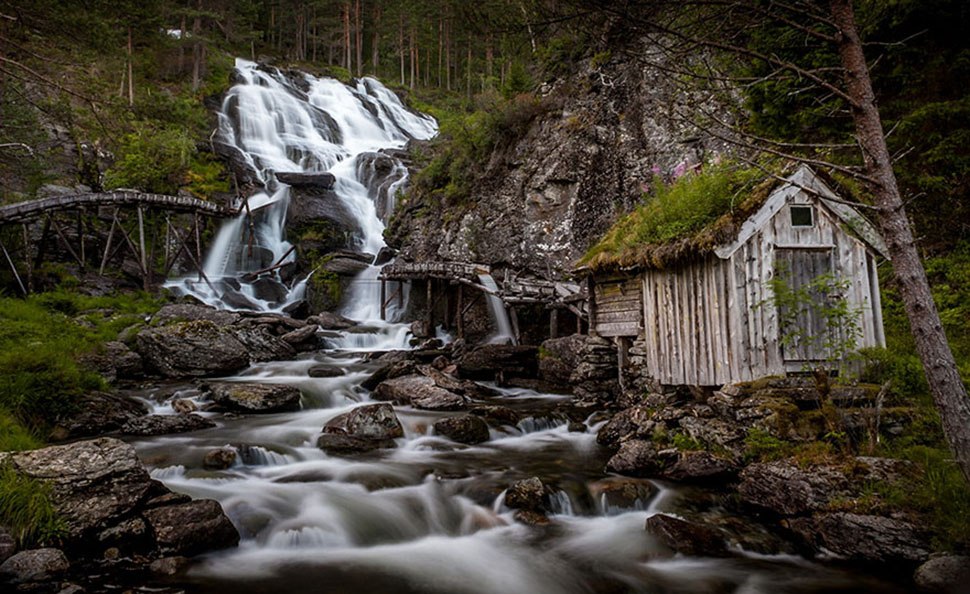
[581,161,770,270]
[0,290,165,449]
[0,462,65,547]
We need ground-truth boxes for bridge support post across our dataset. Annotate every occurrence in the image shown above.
[137,206,148,290]
[380,279,387,321]
[456,284,464,339]
[426,278,434,333]
[22,224,32,293]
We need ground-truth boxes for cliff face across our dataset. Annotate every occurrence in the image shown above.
[388,42,735,278]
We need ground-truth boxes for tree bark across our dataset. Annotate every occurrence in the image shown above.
[399,15,405,85]
[830,0,970,485]
[343,3,351,70]
[126,26,133,106]
[354,0,362,76]
[438,17,443,87]
[372,1,381,74]
[191,0,202,92]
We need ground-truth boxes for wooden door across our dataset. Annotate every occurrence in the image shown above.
[775,248,834,364]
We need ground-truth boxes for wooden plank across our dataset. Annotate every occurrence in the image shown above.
[735,249,752,382]
[596,310,643,323]
[597,322,640,337]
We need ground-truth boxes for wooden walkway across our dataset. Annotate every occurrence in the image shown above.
[0,191,233,295]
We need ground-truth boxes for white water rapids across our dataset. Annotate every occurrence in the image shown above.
[133,61,904,594]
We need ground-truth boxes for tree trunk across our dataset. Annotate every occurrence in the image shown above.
[191,0,202,92]
[126,26,134,106]
[409,26,415,89]
[343,3,351,70]
[830,0,970,485]
[438,17,443,87]
[178,14,186,73]
[445,7,451,91]
[354,0,362,76]
[399,15,405,85]
[372,2,381,74]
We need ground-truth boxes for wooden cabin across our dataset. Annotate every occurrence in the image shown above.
[586,165,890,386]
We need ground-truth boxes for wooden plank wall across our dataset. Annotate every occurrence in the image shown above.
[639,190,885,386]
[594,277,643,337]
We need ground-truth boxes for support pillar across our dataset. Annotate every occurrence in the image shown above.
[22,224,32,293]
[456,284,464,339]
[137,206,148,290]
[426,278,434,332]
[380,278,387,321]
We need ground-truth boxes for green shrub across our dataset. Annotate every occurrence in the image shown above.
[104,125,195,194]
[0,412,42,452]
[743,428,790,463]
[0,463,65,547]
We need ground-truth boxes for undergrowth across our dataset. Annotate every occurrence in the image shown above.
[0,462,65,547]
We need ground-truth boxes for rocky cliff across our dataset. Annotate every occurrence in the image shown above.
[388,39,735,278]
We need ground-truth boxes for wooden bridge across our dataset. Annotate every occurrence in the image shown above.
[378,260,589,340]
[0,191,233,294]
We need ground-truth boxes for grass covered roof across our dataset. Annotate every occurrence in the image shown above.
[580,161,784,272]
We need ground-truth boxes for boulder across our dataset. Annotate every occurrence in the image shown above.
[151,303,241,326]
[172,398,198,414]
[229,325,297,362]
[505,477,548,512]
[0,527,14,564]
[135,321,250,377]
[913,555,970,593]
[308,365,345,378]
[307,311,357,330]
[100,341,144,380]
[207,382,302,413]
[143,500,240,556]
[52,391,148,440]
[320,254,373,275]
[316,434,396,454]
[250,277,289,303]
[645,514,730,557]
[361,359,416,391]
[596,406,657,448]
[661,451,739,483]
[280,324,319,346]
[323,403,404,440]
[739,462,847,516]
[589,478,657,513]
[276,171,336,188]
[787,512,930,564]
[203,448,237,470]
[122,414,216,436]
[456,345,539,381]
[149,555,192,576]
[433,415,490,444]
[469,405,520,427]
[0,548,69,584]
[605,440,661,477]
[282,299,309,319]
[374,246,397,266]
[677,416,746,452]
[538,334,586,389]
[372,375,467,411]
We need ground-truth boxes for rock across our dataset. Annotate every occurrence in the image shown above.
[410,320,433,339]
[172,398,198,414]
[316,434,396,454]
[52,391,148,440]
[470,405,520,427]
[646,515,729,557]
[203,448,237,470]
[513,510,551,526]
[1,438,158,542]
[0,548,69,584]
[276,171,336,188]
[321,254,373,275]
[280,324,319,346]
[143,500,240,556]
[568,422,587,433]
[606,440,661,477]
[121,414,216,436]
[323,403,404,440]
[433,415,490,444]
[661,451,739,483]
[207,382,302,413]
[0,527,14,564]
[307,312,357,330]
[149,556,191,576]
[308,365,345,378]
[913,555,970,593]
[282,299,309,319]
[432,355,449,370]
[505,477,548,512]
[220,289,264,310]
[230,325,297,362]
[96,516,150,552]
[739,462,847,516]
[135,321,250,377]
[374,246,397,266]
[589,477,657,513]
[372,375,467,411]
[360,359,416,391]
[100,341,144,379]
[677,416,745,452]
[787,512,930,564]
[249,277,289,303]
[596,406,657,448]
[152,303,241,326]
[457,345,539,381]
[538,334,586,389]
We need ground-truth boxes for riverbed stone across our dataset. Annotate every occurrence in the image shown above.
[469,405,520,427]
[456,345,539,381]
[151,303,241,327]
[660,451,739,483]
[589,478,657,513]
[308,365,345,378]
[207,382,302,413]
[646,514,730,557]
[323,403,404,440]
[596,406,657,448]
[143,499,240,556]
[538,334,586,390]
[0,548,69,584]
[172,398,198,413]
[739,461,847,516]
[433,415,490,444]
[372,375,467,411]
[787,512,930,564]
[0,528,14,564]
[149,555,192,576]
[913,555,970,592]
[135,321,250,377]
[316,434,396,454]
[605,440,661,477]
[307,312,357,330]
[505,477,548,512]
[52,391,147,440]
[121,413,217,435]
[229,325,297,362]
[203,448,238,470]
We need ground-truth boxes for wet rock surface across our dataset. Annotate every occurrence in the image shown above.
[372,375,468,411]
[739,461,848,516]
[0,548,69,584]
[135,321,250,377]
[606,440,660,477]
[323,403,404,441]
[433,414,490,444]
[143,500,240,557]
[52,391,148,440]
[646,514,730,558]
[121,413,217,435]
[913,555,970,593]
[207,382,303,413]
[787,512,930,564]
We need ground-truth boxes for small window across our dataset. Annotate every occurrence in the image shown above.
[790,205,814,227]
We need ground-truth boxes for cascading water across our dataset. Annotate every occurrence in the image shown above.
[167,58,436,326]
[478,274,516,345]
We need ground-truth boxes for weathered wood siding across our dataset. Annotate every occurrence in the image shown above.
[593,277,643,337]
[637,188,886,386]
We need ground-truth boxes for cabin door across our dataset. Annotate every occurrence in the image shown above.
[775,248,835,365]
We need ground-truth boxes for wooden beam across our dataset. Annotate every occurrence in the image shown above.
[0,239,26,296]
[137,206,147,289]
[99,209,118,276]
[426,278,434,331]
[48,214,84,267]
[380,278,387,321]
[21,223,32,293]
[456,283,464,338]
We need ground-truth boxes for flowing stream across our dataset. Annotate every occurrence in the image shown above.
[133,61,905,594]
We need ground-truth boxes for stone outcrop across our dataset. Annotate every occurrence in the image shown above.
[739,461,848,516]
[787,513,930,564]
[207,382,303,413]
[0,438,238,562]
[605,440,660,477]
[372,375,468,411]
[121,413,216,436]
[135,321,250,377]
[645,514,730,558]
[456,345,539,382]
[317,403,404,455]
[52,391,147,440]
[0,548,69,585]
[433,415,490,444]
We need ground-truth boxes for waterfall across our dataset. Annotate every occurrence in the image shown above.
[167,59,437,316]
[478,274,516,345]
